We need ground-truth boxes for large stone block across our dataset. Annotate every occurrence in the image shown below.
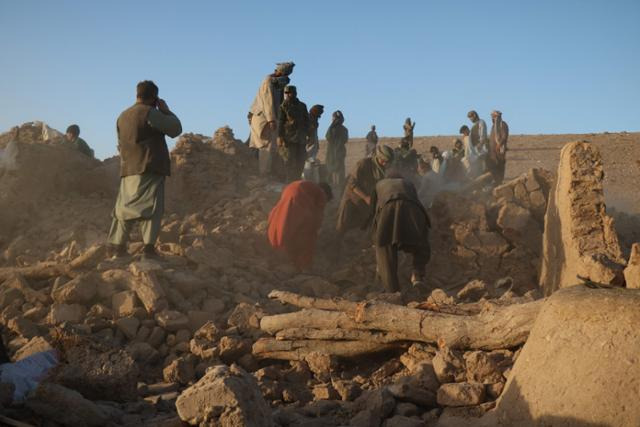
[176,364,272,426]
[487,286,640,426]
[539,141,626,295]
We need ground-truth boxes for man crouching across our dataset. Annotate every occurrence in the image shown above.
[370,174,431,292]
[107,80,182,259]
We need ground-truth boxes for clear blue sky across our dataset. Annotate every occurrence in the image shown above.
[1,0,639,159]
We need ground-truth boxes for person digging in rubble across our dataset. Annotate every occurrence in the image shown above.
[325,110,349,188]
[368,174,431,292]
[278,85,310,183]
[267,180,333,271]
[64,124,94,158]
[393,136,419,183]
[249,61,295,178]
[336,144,394,236]
[107,80,182,259]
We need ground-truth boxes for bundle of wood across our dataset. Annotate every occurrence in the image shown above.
[253,290,544,361]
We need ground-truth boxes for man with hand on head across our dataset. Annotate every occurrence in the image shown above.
[107,80,182,259]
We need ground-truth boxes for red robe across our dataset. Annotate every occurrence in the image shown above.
[268,180,327,270]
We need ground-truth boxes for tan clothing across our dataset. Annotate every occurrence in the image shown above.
[249,75,281,149]
[470,119,488,149]
[489,118,509,162]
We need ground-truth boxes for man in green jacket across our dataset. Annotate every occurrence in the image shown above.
[278,85,310,183]
[107,80,182,259]
[64,124,94,158]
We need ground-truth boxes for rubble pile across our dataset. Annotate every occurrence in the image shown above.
[0,124,638,426]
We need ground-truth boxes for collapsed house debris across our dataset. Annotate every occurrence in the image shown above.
[0,123,638,426]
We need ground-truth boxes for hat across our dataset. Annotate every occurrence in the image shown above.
[275,62,295,76]
[284,85,297,95]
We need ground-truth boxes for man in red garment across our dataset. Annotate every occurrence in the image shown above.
[268,180,333,270]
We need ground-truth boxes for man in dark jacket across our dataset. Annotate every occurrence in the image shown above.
[107,80,182,259]
[278,85,310,183]
[370,176,431,292]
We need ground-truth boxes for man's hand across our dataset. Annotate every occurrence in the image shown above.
[363,195,372,205]
[277,137,285,148]
[156,99,170,114]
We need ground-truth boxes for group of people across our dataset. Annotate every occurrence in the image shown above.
[248,62,349,186]
[99,63,508,294]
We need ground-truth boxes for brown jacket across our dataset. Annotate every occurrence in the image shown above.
[117,103,176,177]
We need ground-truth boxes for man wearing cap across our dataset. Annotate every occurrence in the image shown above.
[249,62,295,177]
[336,144,393,235]
[325,110,349,187]
[488,110,509,185]
[64,124,94,158]
[278,85,310,183]
[107,80,182,259]
[370,175,431,291]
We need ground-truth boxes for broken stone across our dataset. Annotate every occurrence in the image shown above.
[163,356,195,385]
[304,352,337,383]
[127,342,160,364]
[219,335,252,364]
[155,309,189,332]
[26,383,109,427]
[432,347,466,383]
[186,310,212,332]
[227,302,264,332]
[51,273,97,305]
[464,351,503,384]
[7,316,39,339]
[115,316,140,340]
[540,141,626,295]
[112,290,138,317]
[437,382,486,407]
[176,364,272,426]
[127,268,168,314]
[147,326,166,349]
[51,337,139,402]
[332,379,362,401]
[14,336,53,360]
[48,303,86,324]
[486,381,505,400]
[312,383,339,401]
[388,376,437,408]
[352,388,396,427]
[624,243,640,289]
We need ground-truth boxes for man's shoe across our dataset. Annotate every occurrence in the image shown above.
[141,244,160,261]
[107,244,127,259]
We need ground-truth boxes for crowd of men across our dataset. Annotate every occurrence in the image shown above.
[76,62,509,293]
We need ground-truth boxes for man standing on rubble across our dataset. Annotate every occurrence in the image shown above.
[467,110,488,154]
[64,124,94,158]
[268,180,333,271]
[365,125,378,157]
[369,174,431,292]
[107,80,182,259]
[325,110,349,187]
[249,62,295,177]
[278,85,310,183]
[488,110,509,185]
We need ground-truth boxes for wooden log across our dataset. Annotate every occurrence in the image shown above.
[260,294,545,350]
[0,263,68,282]
[275,328,412,344]
[268,290,356,311]
[253,337,401,360]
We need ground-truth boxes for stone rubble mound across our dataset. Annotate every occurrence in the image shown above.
[0,124,637,426]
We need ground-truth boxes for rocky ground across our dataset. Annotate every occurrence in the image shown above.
[0,122,638,426]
